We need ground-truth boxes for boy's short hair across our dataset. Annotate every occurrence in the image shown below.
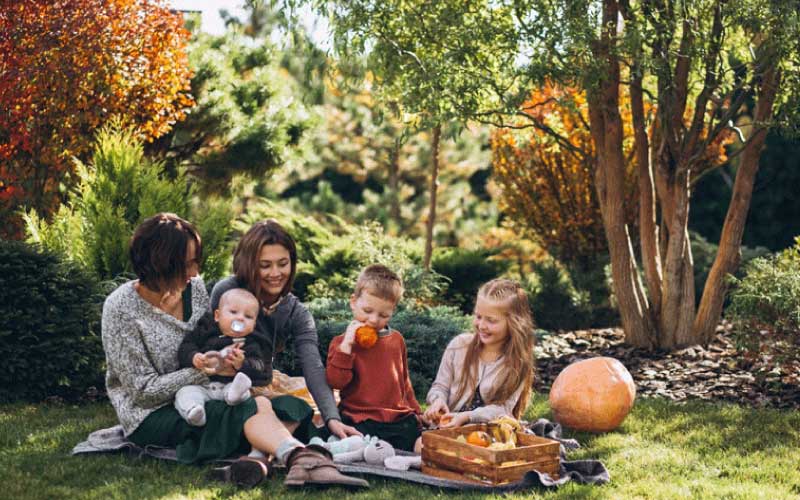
[354,264,404,304]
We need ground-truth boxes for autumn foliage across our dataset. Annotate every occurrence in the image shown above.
[491,83,731,267]
[0,0,194,237]
[491,83,638,266]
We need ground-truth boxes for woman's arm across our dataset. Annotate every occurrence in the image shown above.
[291,303,341,422]
[102,304,207,408]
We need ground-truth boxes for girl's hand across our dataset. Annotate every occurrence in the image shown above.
[339,320,362,354]
[439,412,469,428]
[423,400,449,424]
[327,419,363,439]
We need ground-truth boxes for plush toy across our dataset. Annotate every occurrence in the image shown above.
[549,356,636,432]
[309,435,396,464]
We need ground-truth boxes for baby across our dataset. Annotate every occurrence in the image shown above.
[175,288,269,426]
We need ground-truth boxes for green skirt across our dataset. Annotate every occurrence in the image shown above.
[129,395,318,464]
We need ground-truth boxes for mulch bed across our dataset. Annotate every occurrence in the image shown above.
[533,324,800,409]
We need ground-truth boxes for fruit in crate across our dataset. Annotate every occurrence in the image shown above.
[355,325,379,348]
[466,431,492,447]
[488,416,521,446]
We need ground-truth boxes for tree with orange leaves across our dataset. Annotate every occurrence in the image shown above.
[0,0,193,237]
[492,83,732,269]
[491,83,637,269]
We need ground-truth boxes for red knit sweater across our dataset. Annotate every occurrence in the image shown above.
[326,330,422,423]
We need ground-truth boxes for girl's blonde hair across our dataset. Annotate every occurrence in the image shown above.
[454,278,535,418]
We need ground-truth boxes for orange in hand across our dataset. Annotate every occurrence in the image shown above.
[466,430,492,448]
[355,325,378,348]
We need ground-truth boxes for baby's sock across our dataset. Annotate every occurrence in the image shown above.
[248,448,266,459]
[225,372,252,405]
[275,437,304,465]
[186,406,206,426]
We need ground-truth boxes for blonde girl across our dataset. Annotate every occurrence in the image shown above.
[423,278,535,427]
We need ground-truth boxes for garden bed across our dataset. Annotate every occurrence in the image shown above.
[534,324,800,409]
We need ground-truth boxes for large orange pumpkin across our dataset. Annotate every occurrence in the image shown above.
[549,357,636,432]
[355,325,378,348]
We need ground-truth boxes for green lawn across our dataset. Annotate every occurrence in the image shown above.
[2,395,798,499]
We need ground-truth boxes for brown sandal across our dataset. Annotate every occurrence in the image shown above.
[283,445,369,488]
[209,456,271,488]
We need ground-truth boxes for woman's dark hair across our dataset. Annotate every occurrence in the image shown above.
[233,219,297,301]
[129,213,202,292]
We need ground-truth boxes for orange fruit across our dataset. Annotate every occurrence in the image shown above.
[439,414,453,426]
[466,430,492,448]
[355,325,378,348]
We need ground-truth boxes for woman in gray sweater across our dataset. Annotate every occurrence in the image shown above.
[102,213,366,488]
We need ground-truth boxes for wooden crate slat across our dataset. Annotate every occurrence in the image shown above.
[423,448,499,479]
[421,464,494,485]
[420,423,562,485]
[494,459,560,482]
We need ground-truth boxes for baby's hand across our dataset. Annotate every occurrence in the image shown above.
[192,353,207,371]
[339,320,362,354]
[224,344,245,370]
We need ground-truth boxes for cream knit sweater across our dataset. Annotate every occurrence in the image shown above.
[101,277,209,436]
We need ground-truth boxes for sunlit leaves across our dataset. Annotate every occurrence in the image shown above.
[0,0,193,237]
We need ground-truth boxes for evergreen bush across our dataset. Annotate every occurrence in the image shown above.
[432,247,510,313]
[275,298,470,397]
[24,123,235,282]
[526,260,596,331]
[238,199,447,305]
[0,240,105,402]
[727,238,800,380]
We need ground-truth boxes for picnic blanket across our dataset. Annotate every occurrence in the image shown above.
[72,418,608,490]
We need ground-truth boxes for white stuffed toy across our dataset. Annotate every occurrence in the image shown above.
[309,435,395,465]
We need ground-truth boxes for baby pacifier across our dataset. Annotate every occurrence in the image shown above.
[231,320,245,333]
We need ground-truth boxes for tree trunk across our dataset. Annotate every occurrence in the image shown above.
[694,64,781,341]
[630,68,663,320]
[588,0,657,349]
[423,124,441,270]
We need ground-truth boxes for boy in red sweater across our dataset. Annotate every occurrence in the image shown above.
[326,264,423,452]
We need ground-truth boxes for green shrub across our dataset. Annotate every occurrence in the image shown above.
[0,240,105,402]
[24,123,235,282]
[237,199,447,304]
[274,298,470,398]
[526,260,596,331]
[304,223,447,305]
[691,231,770,305]
[432,247,510,313]
[727,238,800,378]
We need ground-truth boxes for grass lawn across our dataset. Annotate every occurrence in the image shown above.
[2,395,799,499]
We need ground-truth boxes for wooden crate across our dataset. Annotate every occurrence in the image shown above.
[421,423,560,485]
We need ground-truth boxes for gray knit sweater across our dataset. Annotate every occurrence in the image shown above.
[102,278,210,436]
